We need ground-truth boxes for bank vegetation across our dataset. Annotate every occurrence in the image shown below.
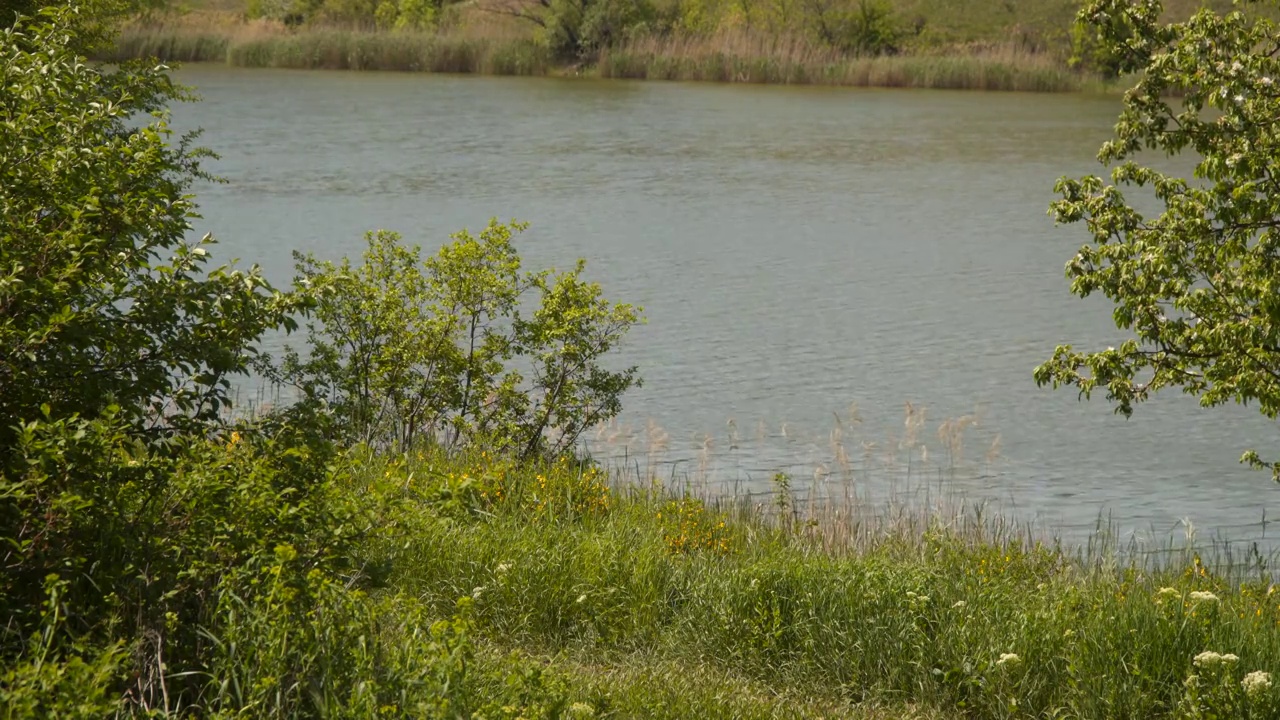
[96,0,1236,90]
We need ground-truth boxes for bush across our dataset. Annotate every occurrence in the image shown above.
[274,221,642,458]
[804,0,903,55]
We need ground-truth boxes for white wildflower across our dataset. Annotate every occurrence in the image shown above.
[1187,586,1218,602]
[996,653,1022,668]
[496,563,511,575]
[952,600,967,609]
[1261,76,1274,86]
[1194,651,1224,668]
[1243,671,1273,698]
[1223,654,1240,665]
[576,594,588,604]
[1155,587,1180,601]
[471,586,485,600]
[1232,61,1244,73]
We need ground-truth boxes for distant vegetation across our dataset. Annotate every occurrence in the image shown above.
[91,0,1240,89]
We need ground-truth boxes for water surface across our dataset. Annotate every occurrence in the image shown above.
[170,66,1280,548]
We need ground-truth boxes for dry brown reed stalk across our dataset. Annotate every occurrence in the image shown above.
[589,401,1004,547]
[598,30,1082,91]
[107,10,552,74]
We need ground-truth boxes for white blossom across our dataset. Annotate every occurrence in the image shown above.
[1243,671,1273,698]
[1189,591,1219,604]
[997,653,1022,668]
[1194,651,1224,668]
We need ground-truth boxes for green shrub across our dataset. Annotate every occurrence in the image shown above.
[273,221,641,458]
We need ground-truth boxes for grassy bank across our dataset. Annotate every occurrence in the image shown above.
[102,14,1092,91]
[294,446,1280,718]
[599,33,1081,91]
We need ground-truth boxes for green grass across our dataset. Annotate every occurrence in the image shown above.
[327,447,1280,718]
[477,647,949,718]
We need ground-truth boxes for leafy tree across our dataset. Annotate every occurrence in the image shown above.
[801,0,902,55]
[486,0,658,59]
[1036,0,1280,476]
[249,0,447,28]
[0,8,300,450]
[0,7,343,711]
[0,0,162,52]
[276,221,642,458]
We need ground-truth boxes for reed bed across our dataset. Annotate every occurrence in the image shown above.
[105,16,1086,90]
[106,21,552,74]
[599,31,1083,92]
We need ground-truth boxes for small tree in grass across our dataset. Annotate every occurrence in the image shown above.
[1037,0,1280,477]
[276,221,643,458]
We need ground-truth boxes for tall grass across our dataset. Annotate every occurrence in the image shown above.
[104,14,1088,90]
[106,20,552,74]
[600,31,1082,92]
[225,31,550,74]
[342,444,1280,718]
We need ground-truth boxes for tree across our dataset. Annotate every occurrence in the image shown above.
[276,221,642,458]
[1035,0,1280,477]
[484,0,657,59]
[0,8,345,711]
[0,6,299,453]
[0,0,169,51]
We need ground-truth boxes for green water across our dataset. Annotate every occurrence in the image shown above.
[170,65,1279,546]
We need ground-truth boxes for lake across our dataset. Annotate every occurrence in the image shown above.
[169,65,1280,549]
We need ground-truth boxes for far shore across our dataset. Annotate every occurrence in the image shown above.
[101,16,1105,93]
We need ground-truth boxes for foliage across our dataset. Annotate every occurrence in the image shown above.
[486,0,661,60]
[1036,0,1280,477]
[0,9,299,453]
[248,0,449,29]
[656,497,733,554]
[274,222,641,458]
[0,582,125,719]
[801,0,903,55]
[199,555,574,719]
[1,1,175,53]
[1066,14,1126,77]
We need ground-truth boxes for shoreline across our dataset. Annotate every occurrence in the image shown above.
[100,21,1101,93]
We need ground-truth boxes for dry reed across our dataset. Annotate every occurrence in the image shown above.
[105,16,551,74]
[598,30,1083,92]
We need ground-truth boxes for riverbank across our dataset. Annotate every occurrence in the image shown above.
[101,14,1090,92]
[280,446,1280,717]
